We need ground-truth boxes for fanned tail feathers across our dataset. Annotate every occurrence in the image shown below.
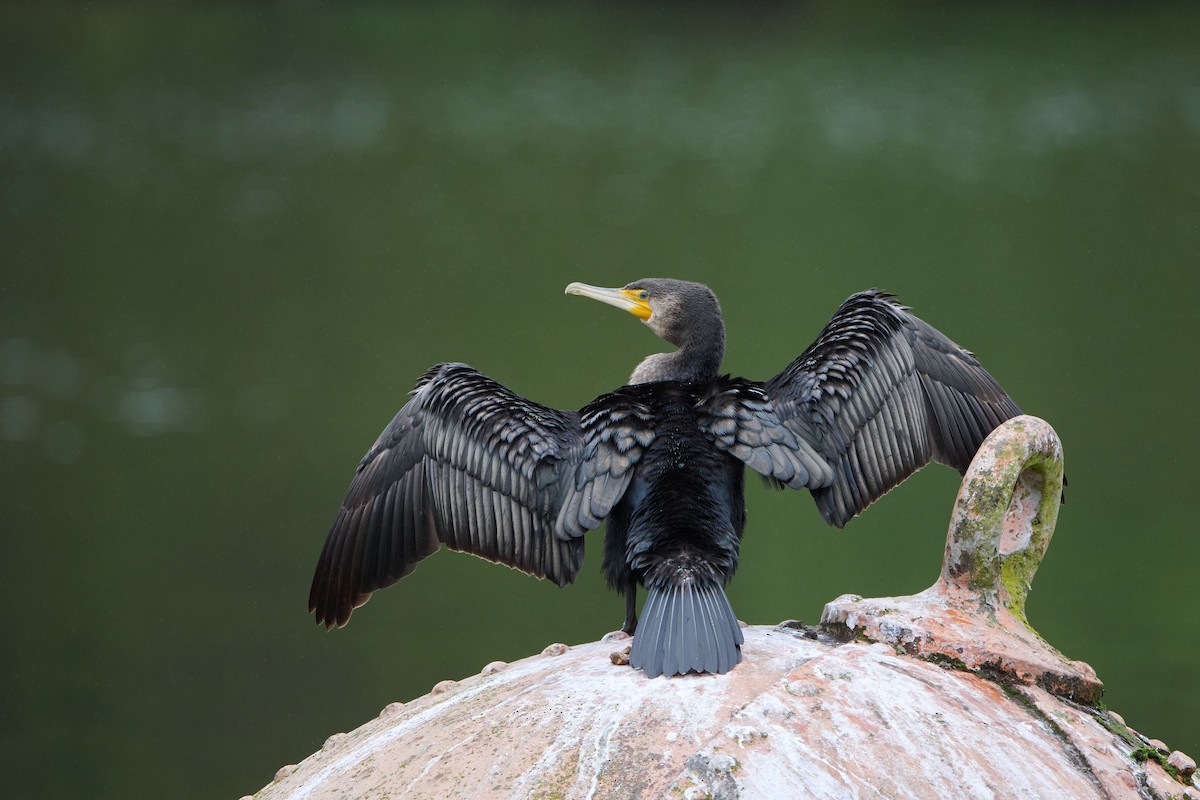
[630,581,743,677]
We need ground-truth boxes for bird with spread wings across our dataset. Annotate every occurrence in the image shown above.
[309,280,1020,678]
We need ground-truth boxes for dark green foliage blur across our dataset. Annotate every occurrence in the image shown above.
[1,3,1197,798]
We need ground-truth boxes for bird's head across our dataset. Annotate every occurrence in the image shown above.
[565,278,722,349]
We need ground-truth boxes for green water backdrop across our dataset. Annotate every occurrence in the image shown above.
[1,3,1197,798]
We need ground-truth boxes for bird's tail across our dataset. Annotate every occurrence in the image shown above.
[630,579,743,677]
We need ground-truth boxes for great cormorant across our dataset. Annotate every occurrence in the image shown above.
[309,280,1021,678]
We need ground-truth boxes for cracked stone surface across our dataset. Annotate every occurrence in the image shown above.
[254,624,1195,800]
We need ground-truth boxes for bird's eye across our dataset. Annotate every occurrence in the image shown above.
[638,291,649,300]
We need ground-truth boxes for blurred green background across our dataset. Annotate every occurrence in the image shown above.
[1,3,1197,798]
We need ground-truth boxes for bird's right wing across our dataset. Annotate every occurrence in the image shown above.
[309,363,635,628]
[694,378,833,490]
[764,290,1021,528]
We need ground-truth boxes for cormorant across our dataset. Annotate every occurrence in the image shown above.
[309,280,1021,678]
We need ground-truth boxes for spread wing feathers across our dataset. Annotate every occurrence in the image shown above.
[309,362,593,628]
[695,378,833,489]
[908,316,1023,471]
[556,386,656,536]
[763,290,1021,528]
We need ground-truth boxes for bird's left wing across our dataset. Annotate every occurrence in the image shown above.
[310,363,631,628]
[555,385,656,536]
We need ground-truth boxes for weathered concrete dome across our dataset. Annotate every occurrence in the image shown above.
[252,418,1198,800]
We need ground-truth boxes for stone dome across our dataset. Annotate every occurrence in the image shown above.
[251,417,1198,800]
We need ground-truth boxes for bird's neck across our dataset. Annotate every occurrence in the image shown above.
[629,327,725,385]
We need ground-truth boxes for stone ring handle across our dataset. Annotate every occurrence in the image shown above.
[941,414,1065,631]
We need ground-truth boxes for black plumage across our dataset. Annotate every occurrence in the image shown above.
[309,280,1022,678]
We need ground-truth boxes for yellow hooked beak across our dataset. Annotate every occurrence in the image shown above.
[564,282,652,321]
